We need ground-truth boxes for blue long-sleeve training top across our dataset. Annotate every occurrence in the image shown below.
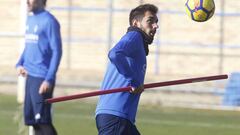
[96,31,147,124]
[16,9,62,84]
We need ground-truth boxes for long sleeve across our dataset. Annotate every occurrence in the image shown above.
[108,37,140,88]
[96,32,146,124]
[16,49,25,68]
[45,19,62,84]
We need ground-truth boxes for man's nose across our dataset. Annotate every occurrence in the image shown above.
[153,23,159,29]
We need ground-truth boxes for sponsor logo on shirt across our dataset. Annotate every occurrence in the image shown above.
[25,25,39,43]
[34,25,38,33]
[25,34,39,43]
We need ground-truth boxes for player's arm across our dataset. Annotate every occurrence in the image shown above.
[16,49,27,76]
[108,37,142,92]
[45,19,62,85]
[39,19,62,94]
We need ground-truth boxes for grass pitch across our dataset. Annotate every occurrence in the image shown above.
[1,94,240,135]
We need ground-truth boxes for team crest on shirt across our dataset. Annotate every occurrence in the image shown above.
[34,25,38,33]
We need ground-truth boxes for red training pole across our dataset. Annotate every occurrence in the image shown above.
[46,74,228,104]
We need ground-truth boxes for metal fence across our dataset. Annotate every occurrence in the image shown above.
[1,0,240,80]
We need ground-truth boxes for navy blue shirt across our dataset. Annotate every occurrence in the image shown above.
[96,31,147,124]
[16,10,62,84]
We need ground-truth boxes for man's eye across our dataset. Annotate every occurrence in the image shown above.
[147,20,153,23]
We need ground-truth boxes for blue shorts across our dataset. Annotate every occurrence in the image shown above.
[24,75,55,125]
[96,114,140,135]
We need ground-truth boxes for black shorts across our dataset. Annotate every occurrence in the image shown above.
[24,75,54,125]
[96,114,140,135]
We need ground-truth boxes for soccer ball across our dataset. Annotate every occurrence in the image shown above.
[185,0,215,22]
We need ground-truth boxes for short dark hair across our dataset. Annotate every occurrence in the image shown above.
[129,4,158,26]
[43,0,47,6]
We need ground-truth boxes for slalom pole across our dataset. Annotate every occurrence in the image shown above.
[46,74,228,104]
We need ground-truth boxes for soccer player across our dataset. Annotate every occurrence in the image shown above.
[95,3,159,135]
[16,0,62,134]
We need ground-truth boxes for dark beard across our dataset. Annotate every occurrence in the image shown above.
[127,26,154,56]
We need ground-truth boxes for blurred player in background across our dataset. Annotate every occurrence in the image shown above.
[95,3,158,135]
[16,0,62,134]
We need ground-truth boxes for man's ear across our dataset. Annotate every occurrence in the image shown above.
[132,19,140,27]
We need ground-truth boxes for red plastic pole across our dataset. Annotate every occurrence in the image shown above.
[46,74,228,103]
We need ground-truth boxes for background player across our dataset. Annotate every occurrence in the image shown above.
[16,0,62,134]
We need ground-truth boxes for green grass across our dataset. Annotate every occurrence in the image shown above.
[0,94,19,134]
[1,94,240,135]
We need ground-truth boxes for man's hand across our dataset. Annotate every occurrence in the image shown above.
[130,85,144,94]
[39,81,52,94]
[17,66,27,77]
